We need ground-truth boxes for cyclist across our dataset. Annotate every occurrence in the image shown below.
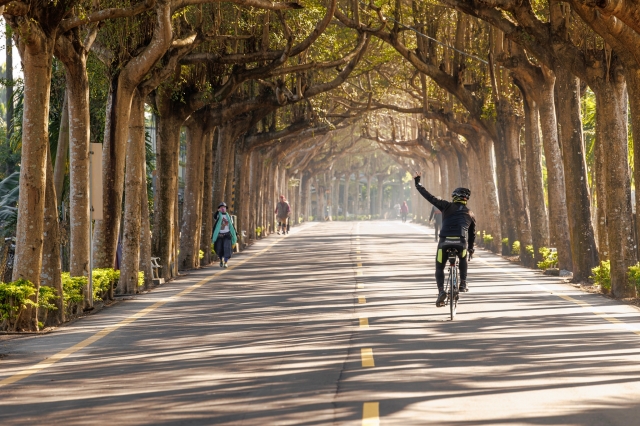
[414,172,476,307]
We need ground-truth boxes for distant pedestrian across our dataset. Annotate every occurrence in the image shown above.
[429,203,442,242]
[212,202,237,268]
[275,195,291,235]
[401,201,409,222]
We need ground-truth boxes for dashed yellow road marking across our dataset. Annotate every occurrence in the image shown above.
[357,262,362,267]
[362,402,380,426]
[361,348,375,367]
[357,283,364,289]
[357,271,363,276]
[0,231,295,389]
[359,318,369,328]
[356,256,362,261]
[358,296,366,304]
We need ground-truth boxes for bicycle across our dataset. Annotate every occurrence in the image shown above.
[443,247,460,320]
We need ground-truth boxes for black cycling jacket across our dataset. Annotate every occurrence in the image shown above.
[414,177,476,249]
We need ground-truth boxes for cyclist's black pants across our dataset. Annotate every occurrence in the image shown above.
[435,237,468,291]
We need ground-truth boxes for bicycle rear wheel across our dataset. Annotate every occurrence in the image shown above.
[450,267,458,320]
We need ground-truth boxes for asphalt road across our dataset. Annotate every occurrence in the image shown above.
[2,221,640,425]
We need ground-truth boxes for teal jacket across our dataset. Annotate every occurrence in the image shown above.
[212,212,238,246]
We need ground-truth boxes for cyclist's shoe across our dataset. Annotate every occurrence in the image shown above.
[460,280,469,292]
[436,290,447,307]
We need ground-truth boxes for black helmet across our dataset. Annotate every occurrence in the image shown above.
[218,202,227,208]
[451,187,471,201]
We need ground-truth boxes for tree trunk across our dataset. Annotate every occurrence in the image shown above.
[63,52,91,299]
[521,92,549,263]
[13,30,55,331]
[237,149,251,247]
[300,173,311,221]
[151,99,185,280]
[41,144,63,326]
[344,173,350,219]
[200,124,215,264]
[6,22,13,148]
[625,67,640,262]
[53,91,69,205]
[437,154,450,200]
[554,66,598,281]
[92,75,131,269]
[496,101,533,266]
[538,69,573,271]
[376,175,384,218]
[477,137,501,253]
[593,77,637,297]
[120,90,145,294]
[366,175,372,216]
[139,158,153,290]
[213,124,235,210]
[179,114,206,270]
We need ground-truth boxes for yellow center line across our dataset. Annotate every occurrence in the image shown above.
[359,318,369,328]
[361,348,375,367]
[480,258,640,336]
[357,283,364,289]
[358,296,366,304]
[0,232,293,389]
[357,263,362,268]
[362,402,380,426]
[356,256,361,261]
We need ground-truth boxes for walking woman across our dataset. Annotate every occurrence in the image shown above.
[212,202,238,268]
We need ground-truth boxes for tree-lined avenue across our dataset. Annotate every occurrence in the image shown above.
[2,221,640,425]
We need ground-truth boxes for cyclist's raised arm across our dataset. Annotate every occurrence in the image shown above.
[414,172,449,211]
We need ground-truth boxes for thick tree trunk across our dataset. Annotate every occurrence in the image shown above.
[151,101,184,280]
[200,124,215,264]
[496,101,533,266]
[64,54,91,298]
[179,115,206,270]
[626,68,640,261]
[92,75,131,269]
[41,145,63,326]
[120,91,145,294]
[522,93,549,263]
[594,117,609,262]
[593,78,637,297]
[53,91,69,205]
[538,71,573,271]
[13,31,55,331]
[554,67,598,281]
